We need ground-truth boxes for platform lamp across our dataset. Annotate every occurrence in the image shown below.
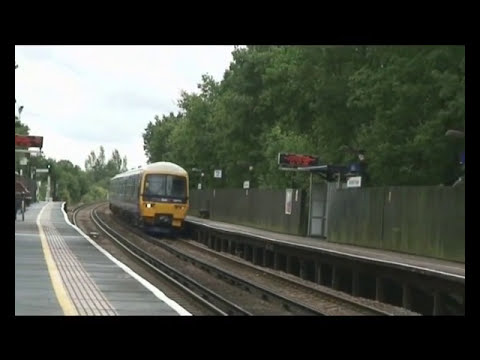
[192,168,204,189]
[31,166,37,203]
[445,129,465,185]
[249,165,254,188]
[15,105,24,174]
[47,164,52,201]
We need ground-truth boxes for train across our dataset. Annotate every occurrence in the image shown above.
[108,162,190,235]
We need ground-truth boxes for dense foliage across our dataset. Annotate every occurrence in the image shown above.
[22,147,128,204]
[143,45,465,189]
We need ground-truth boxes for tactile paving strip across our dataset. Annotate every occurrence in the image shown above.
[42,204,118,316]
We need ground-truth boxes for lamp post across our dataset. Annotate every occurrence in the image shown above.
[191,168,204,189]
[445,129,465,186]
[249,165,253,188]
[15,105,24,174]
[46,164,52,201]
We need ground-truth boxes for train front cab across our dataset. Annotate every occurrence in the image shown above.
[138,170,189,234]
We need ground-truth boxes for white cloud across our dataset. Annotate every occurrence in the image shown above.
[15,45,236,170]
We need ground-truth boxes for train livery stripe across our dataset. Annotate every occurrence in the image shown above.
[37,203,79,316]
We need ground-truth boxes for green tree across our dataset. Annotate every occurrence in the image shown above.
[348,46,465,185]
[81,146,129,202]
[142,45,465,189]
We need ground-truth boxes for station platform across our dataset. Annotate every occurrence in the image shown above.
[185,216,465,280]
[15,202,191,316]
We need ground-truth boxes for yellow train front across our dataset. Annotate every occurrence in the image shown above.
[109,162,189,235]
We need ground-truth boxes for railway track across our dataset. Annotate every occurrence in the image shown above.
[170,240,397,316]
[96,204,396,315]
[71,203,90,226]
[75,203,251,316]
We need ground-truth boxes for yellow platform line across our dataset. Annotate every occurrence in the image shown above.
[37,203,78,316]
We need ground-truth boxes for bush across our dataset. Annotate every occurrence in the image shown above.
[80,185,108,203]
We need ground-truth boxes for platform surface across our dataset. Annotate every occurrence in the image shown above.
[16,202,190,316]
[186,215,465,279]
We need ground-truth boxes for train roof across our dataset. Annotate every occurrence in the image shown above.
[111,161,188,180]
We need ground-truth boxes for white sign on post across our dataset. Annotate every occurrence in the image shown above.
[285,189,293,215]
[197,183,202,190]
[347,176,362,188]
[243,181,250,189]
[214,169,222,178]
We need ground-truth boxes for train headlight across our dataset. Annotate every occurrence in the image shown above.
[146,203,152,208]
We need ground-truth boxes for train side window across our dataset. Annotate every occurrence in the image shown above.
[135,175,140,198]
[130,176,135,200]
[127,177,131,201]
[131,176,135,200]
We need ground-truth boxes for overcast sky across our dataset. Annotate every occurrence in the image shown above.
[15,45,236,170]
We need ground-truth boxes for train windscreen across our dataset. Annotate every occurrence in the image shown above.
[144,174,187,202]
